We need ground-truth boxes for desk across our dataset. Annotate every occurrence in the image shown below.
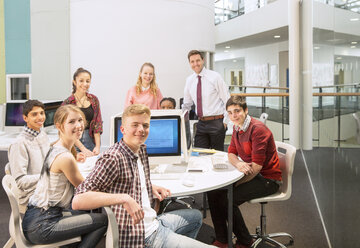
[152,155,243,248]
[78,152,243,248]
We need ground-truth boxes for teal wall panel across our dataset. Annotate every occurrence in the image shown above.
[4,0,31,74]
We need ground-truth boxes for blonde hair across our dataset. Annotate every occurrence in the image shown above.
[54,105,87,158]
[122,104,151,124]
[135,62,158,97]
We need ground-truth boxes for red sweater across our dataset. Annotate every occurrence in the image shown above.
[228,118,282,181]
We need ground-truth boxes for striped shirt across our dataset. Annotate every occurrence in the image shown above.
[76,139,153,247]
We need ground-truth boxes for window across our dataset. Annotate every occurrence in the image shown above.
[6,74,31,102]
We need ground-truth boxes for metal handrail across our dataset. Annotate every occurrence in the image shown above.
[231,91,360,146]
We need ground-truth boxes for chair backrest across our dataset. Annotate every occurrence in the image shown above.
[259,113,269,124]
[353,113,360,144]
[275,141,296,201]
[2,175,82,248]
[2,174,32,248]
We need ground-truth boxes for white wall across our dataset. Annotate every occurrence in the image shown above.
[70,0,215,146]
[30,0,71,100]
[313,45,334,87]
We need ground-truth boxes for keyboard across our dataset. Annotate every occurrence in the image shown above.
[150,173,182,180]
[211,153,229,169]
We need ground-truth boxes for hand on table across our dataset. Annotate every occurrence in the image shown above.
[76,152,86,163]
[92,146,100,155]
[234,161,254,175]
[152,184,171,201]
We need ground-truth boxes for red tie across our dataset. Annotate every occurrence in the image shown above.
[197,75,203,118]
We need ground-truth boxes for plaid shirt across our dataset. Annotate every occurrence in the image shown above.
[62,93,103,140]
[76,139,153,247]
[24,125,40,137]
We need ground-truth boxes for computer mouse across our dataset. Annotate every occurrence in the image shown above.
[182,175,195,187]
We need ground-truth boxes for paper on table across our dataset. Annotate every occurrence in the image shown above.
[192,148,217,154]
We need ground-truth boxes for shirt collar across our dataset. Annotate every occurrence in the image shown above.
[234,115,251,133]
[197,67,206,77]
[141,85,150,91]
[24,125,40,137]
[119,139,146,161]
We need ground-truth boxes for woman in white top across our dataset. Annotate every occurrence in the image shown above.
[22,105,107,247]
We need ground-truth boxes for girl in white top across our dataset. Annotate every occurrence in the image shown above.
[22,105,107,247]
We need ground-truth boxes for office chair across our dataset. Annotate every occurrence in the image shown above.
[3,163,27,248]
[2,174,81,248]
[248,141,296,248]
[353,113,360,144]
[259,113,269,125]
[2,174,119,248]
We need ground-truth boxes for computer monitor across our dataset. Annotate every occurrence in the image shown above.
[43,100,63,134]
[110,109,191,165]
[4,102,26,133]
[43,101,63,127]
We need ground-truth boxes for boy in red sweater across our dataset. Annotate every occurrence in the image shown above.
[208,96,282,248]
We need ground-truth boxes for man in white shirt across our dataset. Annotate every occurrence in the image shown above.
[183,50,230,151]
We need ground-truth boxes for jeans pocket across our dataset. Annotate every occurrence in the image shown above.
[145,229,157,248]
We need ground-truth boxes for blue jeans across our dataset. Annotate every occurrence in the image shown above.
[144,209,214,248]
[22,206,107,248]
[77,129,95,152]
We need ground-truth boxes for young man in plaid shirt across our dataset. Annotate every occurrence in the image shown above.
[73,104,213,247]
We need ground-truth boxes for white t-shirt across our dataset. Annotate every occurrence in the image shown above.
[137,158,159,238]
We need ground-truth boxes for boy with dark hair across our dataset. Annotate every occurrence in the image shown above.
[8,99,50,205]
[208,96,282,248]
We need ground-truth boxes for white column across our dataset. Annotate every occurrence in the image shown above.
[301,0,313,150]
[288,0,300,148]
[30,0,71,100]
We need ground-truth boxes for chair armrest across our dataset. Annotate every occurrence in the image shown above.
[103,206,119,248]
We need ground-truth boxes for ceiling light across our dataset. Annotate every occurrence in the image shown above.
[351,41,358,44]
[314,46,320,50]
[225,46,231,49]
[350,18,359,21]
[336,57,342,60]
[274,35,281,38]
[233,60,237,62]
[351,46,356,48]
[224,50,229,53]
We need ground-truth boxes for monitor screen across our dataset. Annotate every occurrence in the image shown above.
[44,101,63,127]
[114,115,181,157]
[5,103,25,127]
